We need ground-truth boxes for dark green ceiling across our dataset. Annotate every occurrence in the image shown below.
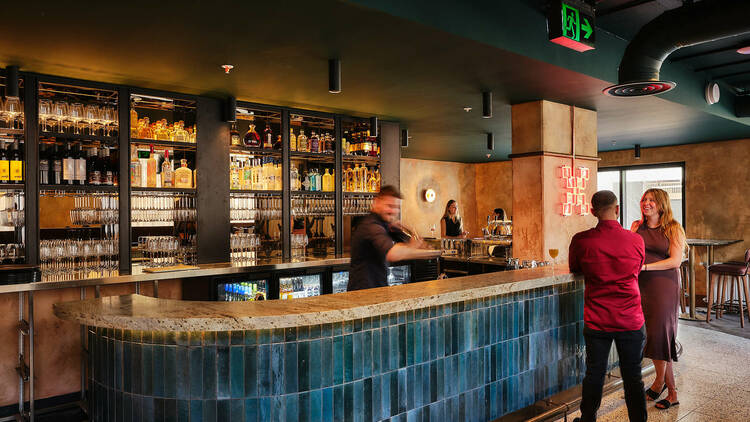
[1,0,749,162]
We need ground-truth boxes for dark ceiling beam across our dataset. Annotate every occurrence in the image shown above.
[670,45,746,62]
[712,70,750,80]
[596,0,656,17]
[694,58,750,72]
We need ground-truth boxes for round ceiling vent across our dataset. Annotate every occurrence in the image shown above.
[603,81,677,97]
[705,82,720,105]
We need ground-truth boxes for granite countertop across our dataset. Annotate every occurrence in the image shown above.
[54,266,578,331]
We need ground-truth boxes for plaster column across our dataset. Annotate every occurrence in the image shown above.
[510,100,598,262]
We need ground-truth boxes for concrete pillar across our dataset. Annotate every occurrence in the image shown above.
[510,100,598,262]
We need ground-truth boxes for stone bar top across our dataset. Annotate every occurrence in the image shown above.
[54,266,578,331]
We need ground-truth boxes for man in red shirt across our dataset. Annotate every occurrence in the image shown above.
[569,190,647,422]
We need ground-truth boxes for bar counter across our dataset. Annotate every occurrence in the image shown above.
[54,267,585,421]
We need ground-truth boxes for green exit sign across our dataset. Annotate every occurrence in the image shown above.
[548,0,595,52]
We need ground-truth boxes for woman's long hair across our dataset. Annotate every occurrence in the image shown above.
[640,188,687,255]
[443,199,463,231]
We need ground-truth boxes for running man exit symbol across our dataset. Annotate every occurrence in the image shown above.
[548,0,596,52]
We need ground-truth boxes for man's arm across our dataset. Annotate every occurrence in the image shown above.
[568,236,581,272]
[386,241,441,263]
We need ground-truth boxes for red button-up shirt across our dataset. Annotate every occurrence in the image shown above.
[569,219,646,332]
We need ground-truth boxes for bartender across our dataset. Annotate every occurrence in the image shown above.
[441,200,468,238]
[348,185,440,291]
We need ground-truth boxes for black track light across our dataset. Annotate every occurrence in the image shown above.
[401,129,409,147]
[634,144,641,159]
[370,116,378,137]
[482,91,492,118]
[329,58,341,93]
[487,132,494,150]
[225,96,237,122]
[5,66,19,99]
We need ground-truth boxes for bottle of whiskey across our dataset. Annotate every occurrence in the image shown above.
[244,124,261,148]
[174,159,193,188]
[290,129,297,151]
[230,122,241,146]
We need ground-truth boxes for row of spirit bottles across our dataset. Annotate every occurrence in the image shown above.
[291,166,334,192]
[343,127,379,157]
[344,164,380,193]
[131,146,194,188]
[230,156,282,191]
[218,282,267,301]
[230,123,282,150]
[291,129,335,154]
[130,109,196,143]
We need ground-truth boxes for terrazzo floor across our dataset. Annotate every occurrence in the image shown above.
[554,322,750,422]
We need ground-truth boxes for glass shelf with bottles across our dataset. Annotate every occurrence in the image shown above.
[231,107,282,153]
[130,144,196,191]
[342,163,380,194]
[291,193,335,257]
[38,189,119,280]
[39,141,119,190]
[341,118,379,161]
[230,191,282,262]
[130,94,196,145]
[0,189,25,264]
[38,81,119,143]
[0,74,26,190]
[230,153,281,192]
[290,113,335,157]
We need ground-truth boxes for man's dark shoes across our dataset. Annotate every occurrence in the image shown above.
[655,399,679,410]
[645,384,667,401]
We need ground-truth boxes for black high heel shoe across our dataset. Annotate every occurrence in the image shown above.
[645,384,667,401]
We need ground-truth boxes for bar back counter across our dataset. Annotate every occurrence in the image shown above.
[52,266,585,422]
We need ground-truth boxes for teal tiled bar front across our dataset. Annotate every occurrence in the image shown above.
[57,268,585,421]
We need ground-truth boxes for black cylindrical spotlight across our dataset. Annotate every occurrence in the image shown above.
[225,96,237,122]
[370,116,378,137]
[487,132,494,150]
[482,91,492,118]
[5,66,19,99]
[329,58,341,93]
[634,144,641,159]
[401,129,409,147]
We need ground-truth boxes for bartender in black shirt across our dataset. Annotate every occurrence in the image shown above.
[347,185,440,291]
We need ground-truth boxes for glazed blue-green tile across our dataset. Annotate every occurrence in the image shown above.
[309,324,321,340]
[321,338,333,388]
[371,316,380,329]
[362,331,372,379]
[107,339,115,389]
[352,332,363,381]
[389,313,398,326]
[429,320,437,361]
[177,331,190,346]
[272,328,284,343]
[131,342,142,395]
[333,385,345,421]
[271,394,284,420]
[437,358,446,401]
[309,389,322,422]
[371,329,381,376]
[420,321,430,363]
[244,330,257,346]
[155,398,166,421]
[244,398,258,422]
[436,319,445,359]
[257,345,271,396]
[322,388,334,421]
[406,366,416,410]
[286,393,299,422]
[405,322,415,367]
[153,344,165,397]
[285,327,297,342]
[343,320,354,334]
[230,346,244,398]
[344,334,354,383]
[230,399,244,422]
[217,346,230,399]
[298,341,309,392]
[353,380,365,421]
[189,348,203,399]
[259,397,271,421]
[231,330,244,345]
[397,368,407,414]
[271,344,284,396]
[175,347,189,400]
[258,329,271,345]
[364,377,374,422]
[321,323,332,338]
[163,398,177,422]
[299,391,310,422]
[412,321,422,365]
[122,393,133,422]
[203,399,217,422]
[309,340,322,390]
[203,347,218,399]
[443,316,452,357]
[428,361,438,403]
[380,373,391,418]
[333,336,344,385]
[389,326,400,370]
[333,321,343,336]
[353,318,363,332]
[142,396,154,421]
[344,382,354,422]
[244,346,258,397]
[114,340,123,391]
[397,324,406,368]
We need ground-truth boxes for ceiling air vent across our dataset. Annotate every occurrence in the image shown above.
[603,81,676,97]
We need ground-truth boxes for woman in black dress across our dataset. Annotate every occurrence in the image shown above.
[441,199,467,237]
[630,188,686,410]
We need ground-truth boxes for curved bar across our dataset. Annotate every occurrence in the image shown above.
[55,268,585,422]
[55,267,578,331]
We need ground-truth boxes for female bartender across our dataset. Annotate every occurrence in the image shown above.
[441,199,468,238]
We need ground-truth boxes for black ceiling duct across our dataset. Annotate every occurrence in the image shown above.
[604,0,750,97]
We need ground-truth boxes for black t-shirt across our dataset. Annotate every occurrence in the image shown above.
[443,216,462,237]
[348,213,395,291]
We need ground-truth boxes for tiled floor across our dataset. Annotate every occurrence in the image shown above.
[554,322,750,422]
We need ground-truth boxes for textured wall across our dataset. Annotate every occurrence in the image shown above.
[599,139,750,296]
[399,159,478,238]
[87,281,585,422]
[474,161,513,231]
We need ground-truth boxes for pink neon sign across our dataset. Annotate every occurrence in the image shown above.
[560,165,590,216]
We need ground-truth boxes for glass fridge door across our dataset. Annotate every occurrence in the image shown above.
[217,278,268,301]
[332,270,349,293]
[279,273,322,299]
[387,264,411,286]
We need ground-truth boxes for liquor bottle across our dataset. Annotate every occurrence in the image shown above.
[230,122,241,146]
[342,130,350,155]
[162,149,174,188]
[189,124,197,143]
[290,129,297,151]
[274,161,282,190]
[155,120,170,140]
[130,148,142,188]
[359,165,368,192]
[298,130,308,152]
[242,159,252,190]
[102,148,115,186]
[325,133,333,154]
[367,168,378,193]
[230,158,240,190]
[130,108,138,137]
[0,142,9,183]
[51,144,62,185]
[309,132,319,154]
[75,145,87,185]
[138,117,153,139]
[9,141,23,184]
[146,145,157,188]
[174,121,189,143]
[344,165,353,192]
[263,124,273,149]
[273,134,282,150]
[290,164,299,191]
[302,171,310,191]
[374,166,381,192]
[63,144,75,185]
[88,147,101,185]
[244,124,261,148]
[322,168,332,192]
[39,143,49,185]
[174,159,193,188]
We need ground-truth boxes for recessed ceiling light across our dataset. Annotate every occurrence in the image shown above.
[463,107,472,112]
[737,46,750,55]
[221,64,234,74]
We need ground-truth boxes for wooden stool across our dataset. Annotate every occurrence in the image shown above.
[706,249,750,327]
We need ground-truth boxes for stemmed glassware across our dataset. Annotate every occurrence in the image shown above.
[38,99,118,136]
[230,193,281,222]
[39,239,119,281]
[343,196,372,215]
[132,193,196,223]
[1,97,23,129]
[291,195,335,216]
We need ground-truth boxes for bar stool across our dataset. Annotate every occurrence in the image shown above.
[679,258,689,314]
[706,249,750,327]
